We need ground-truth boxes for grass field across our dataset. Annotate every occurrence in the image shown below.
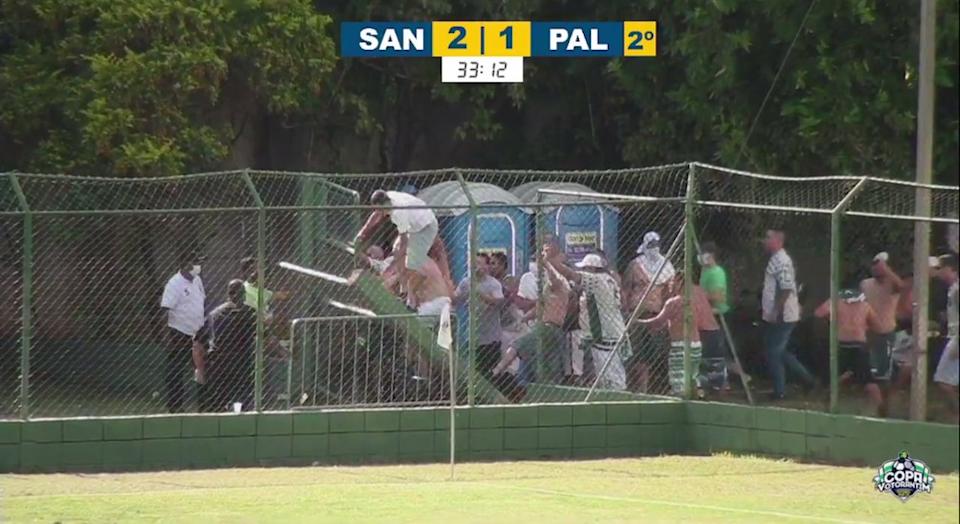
[2,455,957,523]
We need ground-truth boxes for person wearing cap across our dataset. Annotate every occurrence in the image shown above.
[932,253,959,422]
[354,189,439,309]
[860,252,905,383]
[192,279,257,412]
[550,251,630,391]
[636,273,715,397]
[814,288,884,414]
[160,251,206,413]
[761,229,817,400]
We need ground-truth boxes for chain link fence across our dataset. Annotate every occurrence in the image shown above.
[0,164,955,420]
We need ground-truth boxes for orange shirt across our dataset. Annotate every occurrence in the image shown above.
[814,299,879,343]
[861,277,899,334]
[694,286,719,331]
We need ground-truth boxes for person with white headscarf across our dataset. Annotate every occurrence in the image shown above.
[623,231,676,316]
[621,231,676,393]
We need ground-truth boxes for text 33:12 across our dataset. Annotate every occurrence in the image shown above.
[458,61,508,78]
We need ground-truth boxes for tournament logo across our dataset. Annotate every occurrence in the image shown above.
[873,451,935,502]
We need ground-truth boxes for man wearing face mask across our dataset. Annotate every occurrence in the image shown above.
[624,232,676,314]
[698,242,732,391]
[160,251,206,413]
[623,231,675,393]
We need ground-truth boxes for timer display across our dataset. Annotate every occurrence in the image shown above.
[441,57,524,83]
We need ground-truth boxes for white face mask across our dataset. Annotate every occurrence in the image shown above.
[697,253,713,266]
[528,262,538,274]
[190,265,202,277]
[644,246,661,258]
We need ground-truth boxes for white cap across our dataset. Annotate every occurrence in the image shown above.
[575,254,605,269]
[873,252,889,263]
[636,231,661,254]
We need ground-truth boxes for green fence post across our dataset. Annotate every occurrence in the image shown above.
[534,197,547,388]
[242,170,266,412]
[682,163,696,399]
[456,172,478,405]
[10,174,32,420]
[830,177,869,413]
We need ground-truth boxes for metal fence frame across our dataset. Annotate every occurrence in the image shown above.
[1,163,956,419]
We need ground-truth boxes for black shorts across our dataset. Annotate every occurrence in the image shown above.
[839,343,875,385]
[700,329,725,359]
[867,331,895,380]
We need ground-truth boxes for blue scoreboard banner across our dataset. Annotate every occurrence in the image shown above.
[341,21,657,58]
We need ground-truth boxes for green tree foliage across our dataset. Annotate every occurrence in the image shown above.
[0,0,335,176]
[1,0,957,182]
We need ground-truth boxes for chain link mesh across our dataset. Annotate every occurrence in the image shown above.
[0,165,956,419]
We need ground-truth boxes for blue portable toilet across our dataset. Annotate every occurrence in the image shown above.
[509,182,620,265]
[417,181,530,353]
[417,181,530,284]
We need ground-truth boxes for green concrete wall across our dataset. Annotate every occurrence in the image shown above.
[0,401,956,474]
[684,402,959,473]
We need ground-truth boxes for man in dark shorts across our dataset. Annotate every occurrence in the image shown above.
[860,252,905,382]
[814,289,883,413]
[492,242,571,382]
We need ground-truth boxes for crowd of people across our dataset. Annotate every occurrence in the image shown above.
[159,252,289,413]
[160,187,959,423]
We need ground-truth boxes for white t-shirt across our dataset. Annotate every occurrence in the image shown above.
[578,271,626,343]
[386,191,436,234]
[518,271,538,301]
[161,273,206,336]
[762,249,800,323]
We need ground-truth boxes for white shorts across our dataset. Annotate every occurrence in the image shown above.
[417,296,451,318]
[933,337,959,386]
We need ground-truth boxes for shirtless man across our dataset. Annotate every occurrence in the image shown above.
[492,241,571,381]
[406,256,452,380]
[636,273,714,398]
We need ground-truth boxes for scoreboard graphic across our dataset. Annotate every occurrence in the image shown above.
[341,21,657,83]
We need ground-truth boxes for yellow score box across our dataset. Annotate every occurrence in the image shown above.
[623,21,657,57]
[433,21,531,57]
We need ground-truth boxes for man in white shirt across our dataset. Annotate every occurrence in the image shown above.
[761,229,816,400]
[933,254,959,422]
[355,190,439,307]
[160,252,206,413]
[551,253,630,391]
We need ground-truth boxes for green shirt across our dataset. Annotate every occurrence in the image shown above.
[699,265,730,314]
[244,281,274,313]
